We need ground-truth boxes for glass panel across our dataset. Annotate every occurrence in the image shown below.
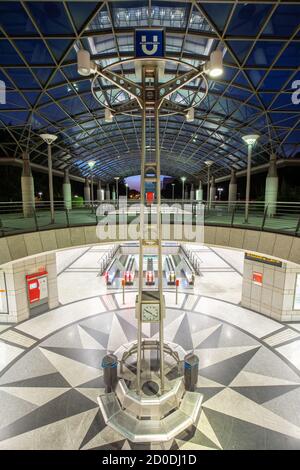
[14,39,54,65]
[200,3,232,31]
[276,42,300,67]
[0,2,37,35]
[0,40,24,65]
[262,5,300,38]
[246,42,283,67]
[27,1,74,34]
[227,4,273,36]
[68,1,99,30]
[46,39,72,61]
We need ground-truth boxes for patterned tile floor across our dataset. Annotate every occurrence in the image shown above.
[0,245,300,450]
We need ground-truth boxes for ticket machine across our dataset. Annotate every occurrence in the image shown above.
[26,269,48,315]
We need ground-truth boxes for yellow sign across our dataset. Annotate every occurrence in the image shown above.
[245,252,282,268]
[142,239,159,246]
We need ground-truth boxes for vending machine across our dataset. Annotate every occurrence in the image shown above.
[26,269,49,316]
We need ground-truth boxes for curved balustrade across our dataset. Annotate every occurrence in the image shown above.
[0,200,299,238]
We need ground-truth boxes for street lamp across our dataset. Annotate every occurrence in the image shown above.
[88,160,96,212]
[171,183,175,200]
[181,177,186,201]
[217,187,224,200]
[242,134,259,222]
[40,133,57,224]
[125,183,129,199]
[205,160,213,207]
[114,176,120,204]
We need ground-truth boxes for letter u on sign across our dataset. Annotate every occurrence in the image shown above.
[135,29,165,58]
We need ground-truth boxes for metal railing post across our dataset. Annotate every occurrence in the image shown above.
[0,218,4,237]
[295,215,300,237]
[230,203,236,227]
[261,205,268,231]
[65,208,70,228]
[33,207,39,232]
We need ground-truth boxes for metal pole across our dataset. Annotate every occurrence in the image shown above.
[48,143,55,224]
[91,170,94,213]
[182,180,185,201]
[172,184,175,201]
[137,75,146,394]
[245,144,252,223]
[207,166,210,208]
[155,97,165,393]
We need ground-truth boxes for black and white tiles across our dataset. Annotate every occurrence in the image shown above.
[0,245,300,449]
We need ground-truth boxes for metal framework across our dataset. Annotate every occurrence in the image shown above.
[0,0,299,183]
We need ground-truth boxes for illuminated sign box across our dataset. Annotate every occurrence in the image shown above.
[252,272,263,285]
[245,252,282,268]
[135,29,165,58]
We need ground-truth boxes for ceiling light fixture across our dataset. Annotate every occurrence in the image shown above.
[207,50,224,78]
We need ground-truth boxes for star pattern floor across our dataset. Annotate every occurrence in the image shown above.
[0,303,300,450]
[0,245,300,450]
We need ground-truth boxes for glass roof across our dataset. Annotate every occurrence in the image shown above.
[0,0,299,182]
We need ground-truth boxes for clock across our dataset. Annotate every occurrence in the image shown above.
[136,290,165,322]
[141,303,160,322]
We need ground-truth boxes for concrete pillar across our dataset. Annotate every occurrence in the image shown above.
[63,168,72,210]
[21,152,35,217]
[84,177,90,205]
[190,184,195,201]
[97,180,102,201]
[106,183,110,201]
[209,176,216,206]
[228,169,237,208]
[196,180,203,202]
[265,154,278,217]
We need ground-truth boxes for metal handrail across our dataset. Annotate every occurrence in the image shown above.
[0,200,299,238]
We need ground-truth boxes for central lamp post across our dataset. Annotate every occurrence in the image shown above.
[181,176,186,202]
[125,183,129,199]
[40,133,57,224]
[77,42,224,399]
[88,160,96,212]
[242,134,259,222]
[171,183,175,201]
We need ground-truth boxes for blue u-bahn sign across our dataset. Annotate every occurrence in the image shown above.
[135,29,165,58]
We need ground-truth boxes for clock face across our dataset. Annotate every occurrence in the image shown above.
[141,303,160,322]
